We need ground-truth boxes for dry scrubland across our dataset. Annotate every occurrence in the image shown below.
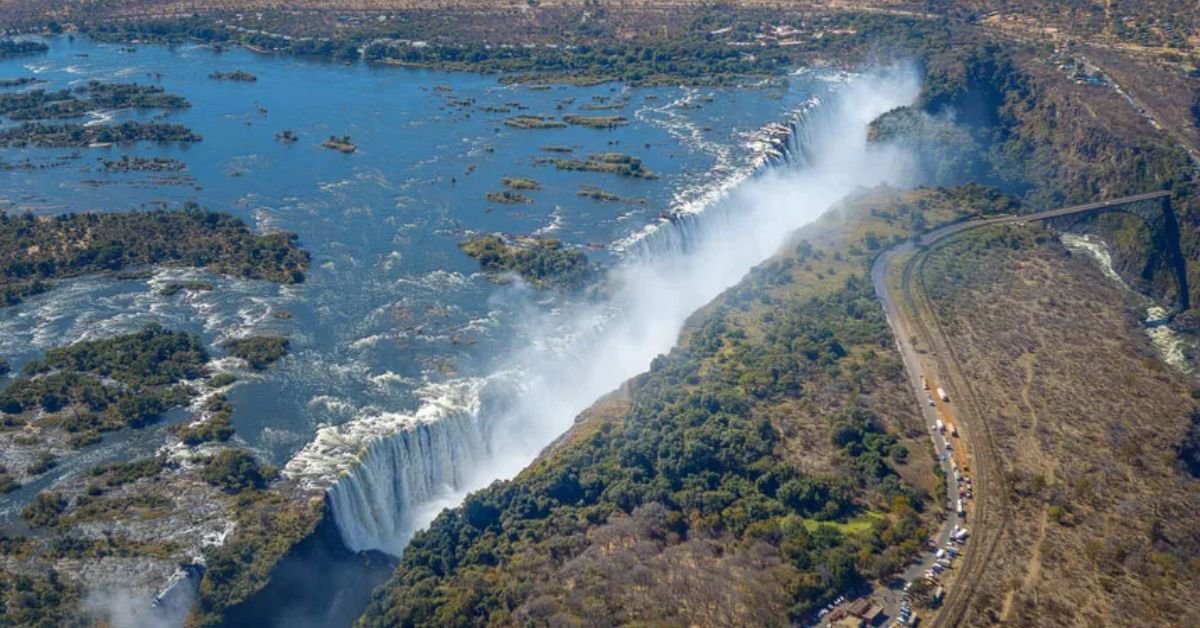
[355,191,978,626]
[919,224,1200,626]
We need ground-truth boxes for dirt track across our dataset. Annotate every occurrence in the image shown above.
[869,189,1169,626]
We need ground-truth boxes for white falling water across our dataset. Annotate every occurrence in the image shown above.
[283,65,924,556]
[324,400,487,557]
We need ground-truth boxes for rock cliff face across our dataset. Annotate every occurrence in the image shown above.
[352,185,997,626]
[876,43,1198,317]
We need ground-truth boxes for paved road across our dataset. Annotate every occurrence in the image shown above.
[867,189,1170,626]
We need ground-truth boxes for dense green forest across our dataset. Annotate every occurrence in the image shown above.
[0,206,308,305]
[209,70,257,82]
[76,12,957,85]
[0,81,189,121]
[364,39,790,85]
[0,39,48,59]
[358,192,969,626]
[551,152,657,179]
[460,235,599,291]
[0,325,209,446]
[221,336,290,370]
[0,120,200,148]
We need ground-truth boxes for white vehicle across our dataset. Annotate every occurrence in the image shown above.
[937,387,949,402]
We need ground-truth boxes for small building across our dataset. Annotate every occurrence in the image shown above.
[845,599,884,625]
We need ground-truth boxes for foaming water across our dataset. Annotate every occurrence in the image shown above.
[1061,233,1195,373]
[284,66,923,555]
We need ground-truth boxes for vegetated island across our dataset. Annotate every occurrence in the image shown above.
[158,280,214,296]
[209,69,257,82]
[504,115,567,129]
[486,190,532,204]
[99,155,186,172]
[553,153,657,179]
[0,39,48,59]
[221,336,290,370]
[562,114,628,128]
[578,184,647,204]
[0,76,44,88]
[501,176,541,190]
[321,134,356,153]
[0,325,209,453]
[4,410,297,628]
[460,234,599,291]
[0,205,309,306]
[0,320,302,626]
[0,81,189,121]
[0,121,201,148]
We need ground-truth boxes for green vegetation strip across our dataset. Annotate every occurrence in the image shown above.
[0,81,189,121]
[460,235,600,291]
[360,196,946,626]
[0,206,308,306]
[0,325,208,446]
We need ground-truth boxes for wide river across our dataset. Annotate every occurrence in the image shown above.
[0,36,833,512]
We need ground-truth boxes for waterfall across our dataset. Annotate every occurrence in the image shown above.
[326,404,487,556]
[626,99,822,260]
[286,65,923,558]
[282,378,502,555]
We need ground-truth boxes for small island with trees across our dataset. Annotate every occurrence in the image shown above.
[500,176,541,190]
[562,114,628,129]
[0,121,201,148]
[0,39,49,59]
[460,234,599,291]
[0,81,189,121]
[99,155,187,173]
[0,325,210,451]
[321,134,357,153]
[0,205,309,306]
[209,70,257,82]
[553,152,657,179]
[504,115,567,129]
[0,76,44,88]
[578,185,646,204]
[486,190,532,204]
[221,336,290,370]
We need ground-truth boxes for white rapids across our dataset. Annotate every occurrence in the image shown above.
[284,65,925,557]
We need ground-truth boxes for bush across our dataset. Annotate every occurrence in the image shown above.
[201,450,275,493]
[22,492,67,527]
[222,336,289,370]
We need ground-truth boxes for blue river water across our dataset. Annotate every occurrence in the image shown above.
[0,36,824,485]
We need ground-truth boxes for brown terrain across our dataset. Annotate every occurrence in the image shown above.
[915,224,1200,626]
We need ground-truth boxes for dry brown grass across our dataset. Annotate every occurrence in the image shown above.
[920,224,1200,626]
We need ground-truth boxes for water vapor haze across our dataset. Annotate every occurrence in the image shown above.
[284,64,923,557]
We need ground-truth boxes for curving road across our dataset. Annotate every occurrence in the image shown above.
[868,189,1170,626]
